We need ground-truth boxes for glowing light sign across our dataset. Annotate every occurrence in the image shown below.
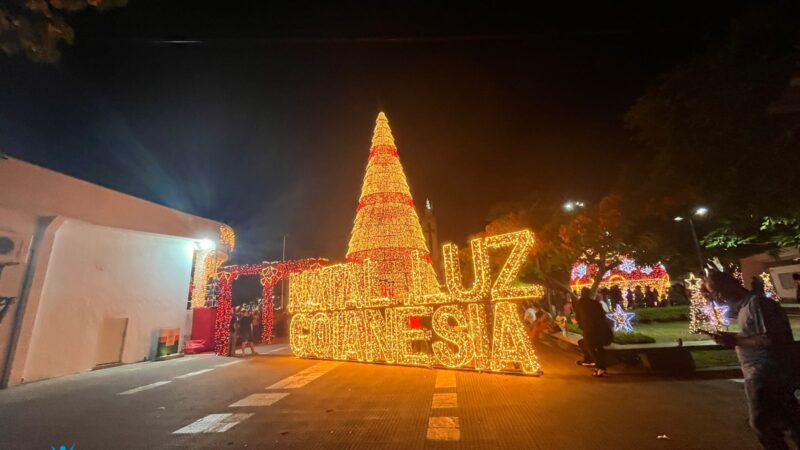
[288,230,544,375]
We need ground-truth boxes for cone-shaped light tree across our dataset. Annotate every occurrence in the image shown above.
[346,112,441,301]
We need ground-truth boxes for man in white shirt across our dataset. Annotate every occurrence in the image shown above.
[707,271,799,450]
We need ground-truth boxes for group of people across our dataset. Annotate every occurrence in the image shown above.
[228,306,262,357]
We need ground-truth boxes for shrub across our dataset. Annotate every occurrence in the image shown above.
[633,306,690,323]
[612,332,656,345]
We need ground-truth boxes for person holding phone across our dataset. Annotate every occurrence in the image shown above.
[706,271,799,449]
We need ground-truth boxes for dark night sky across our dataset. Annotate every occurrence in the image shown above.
[0,1,758,263]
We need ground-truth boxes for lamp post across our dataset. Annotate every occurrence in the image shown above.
[674,207,709,275]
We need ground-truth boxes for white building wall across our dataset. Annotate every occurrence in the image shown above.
[20,219,195,383]
[0,207,36,379]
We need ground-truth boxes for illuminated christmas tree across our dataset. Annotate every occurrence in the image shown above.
[346,112,441,301]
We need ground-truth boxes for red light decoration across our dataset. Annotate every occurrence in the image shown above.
[213,258,326,355]
[569,258,670,296]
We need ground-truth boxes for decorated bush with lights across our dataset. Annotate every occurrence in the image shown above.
[287,113,545,375]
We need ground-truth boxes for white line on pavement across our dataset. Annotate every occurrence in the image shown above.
[118,380,172,395]
[264,346,290,354]
[730,378,745,383]
[431,393,458,408]
[426,416,460,441]
[229,393,289,407]
[266,362,341,390]
[216,360,245,368]
[434,371,456,389]
[174,369,214,379]
[172,413,254,434]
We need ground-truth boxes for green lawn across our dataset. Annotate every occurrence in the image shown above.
[633,321,708,343]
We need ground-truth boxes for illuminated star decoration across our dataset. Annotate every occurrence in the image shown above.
[684,273,703,292]
[606,304,636,333]
[701,301,730,328]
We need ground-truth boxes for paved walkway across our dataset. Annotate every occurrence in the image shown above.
[0,341,760,449]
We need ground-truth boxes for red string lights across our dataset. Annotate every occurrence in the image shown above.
[213,258,326,355]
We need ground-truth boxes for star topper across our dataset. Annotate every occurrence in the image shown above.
[606,304,636,333]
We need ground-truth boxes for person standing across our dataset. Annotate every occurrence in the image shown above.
[751,275,766,297]
[610,285,624,308]
[634,286,645,308]
[706,271,799,449]
[228,307,241,357]
[238,311,258,356]
[576,288,613,377]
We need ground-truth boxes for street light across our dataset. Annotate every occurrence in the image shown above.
[563,200,585,212]
[674,207,709,275]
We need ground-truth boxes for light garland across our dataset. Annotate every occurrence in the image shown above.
[606,304,636,333]
[570,258,670,296]
[686,274,728,334]
[759,271,780,301]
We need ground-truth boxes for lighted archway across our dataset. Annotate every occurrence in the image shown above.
[213,259,326,355]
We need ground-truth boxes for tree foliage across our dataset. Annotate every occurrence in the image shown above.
[480,194,664,297]
[624,2,800,257]
[0,0,126,63]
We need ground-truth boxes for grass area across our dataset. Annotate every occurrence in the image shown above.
[633,321,708,343]
[692,350,740,368]
[633,306,690,323]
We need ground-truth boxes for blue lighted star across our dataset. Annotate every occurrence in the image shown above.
[606,304,636,333]
[701,301,730,328]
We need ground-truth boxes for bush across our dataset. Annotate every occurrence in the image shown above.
[612,332,656,345]
[633,306,690,323]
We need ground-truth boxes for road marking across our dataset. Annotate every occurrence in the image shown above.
[432,393,457,408]
[264,345,290,354]
[426,416,460,441]
[730,378,745,383]
[266,362,341,389]
[229,393,289,407]
[172,413,253,434]
[216,360,244,368]
[435,370,456,388]
[118,380,172,395]
[174,368,214,379]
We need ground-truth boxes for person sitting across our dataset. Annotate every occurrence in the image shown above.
[529,303,554,342]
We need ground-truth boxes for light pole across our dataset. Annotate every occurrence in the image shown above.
[674,207,709,275]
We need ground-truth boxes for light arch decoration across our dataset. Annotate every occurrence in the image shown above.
[213,258,326,355]
[570,258,670,296]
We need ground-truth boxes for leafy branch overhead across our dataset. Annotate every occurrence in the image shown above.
[0,0,127,63]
